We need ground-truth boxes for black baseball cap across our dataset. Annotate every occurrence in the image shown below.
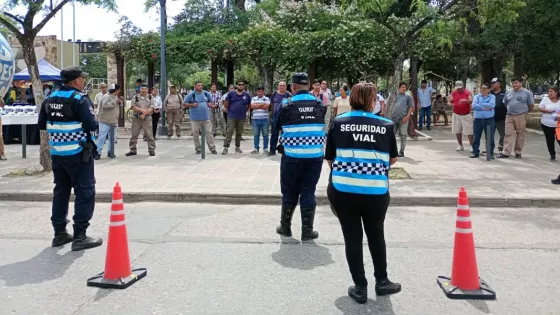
[292,72,309,85]
[257,86,264,90]
[60,66,88,83]
[491,78,501,84]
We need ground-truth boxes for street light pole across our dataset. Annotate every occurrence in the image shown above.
[60,7,64,68]
[72,0,76,66]
[159,0,168,136]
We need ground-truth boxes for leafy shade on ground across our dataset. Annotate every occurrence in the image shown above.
[389,167,410,180]
[3,168,47,177]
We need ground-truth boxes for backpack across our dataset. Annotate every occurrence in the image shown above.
[134,94,152,103]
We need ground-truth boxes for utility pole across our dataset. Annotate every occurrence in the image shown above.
[60,7,64,68]
[159,0,168,136]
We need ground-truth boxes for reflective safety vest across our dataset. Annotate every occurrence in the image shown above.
[279,93,327,159]
[330,111,394,195]
[45,89,90,156]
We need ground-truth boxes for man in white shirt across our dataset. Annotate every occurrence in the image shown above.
[373,93,386,116]
[94,83,108,117]
[250,86,270,154]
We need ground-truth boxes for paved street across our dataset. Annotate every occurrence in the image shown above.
[0,127,558,206]
[0,201,558,314]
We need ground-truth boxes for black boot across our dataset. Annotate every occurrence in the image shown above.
[52,230,73,247]
[276,205,295,236]
[71,228,103,251]
[348,285,368,304]
[301,207,318,241]
[375,278,402,296]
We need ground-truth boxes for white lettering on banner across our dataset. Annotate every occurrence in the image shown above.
[352,133,376,142]
[299,107,314,113]
[0,63,13,81]
[340,124,386,134]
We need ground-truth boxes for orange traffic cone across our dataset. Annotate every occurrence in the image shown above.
[87,182,147,289]
[437,187,496,300]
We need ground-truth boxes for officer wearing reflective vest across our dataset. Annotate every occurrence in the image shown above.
[38,66,103,251]
[325,83,401,304]
[275,72,327,241]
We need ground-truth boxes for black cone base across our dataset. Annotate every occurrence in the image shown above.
[437,276,496,300]
[87,268,147,289]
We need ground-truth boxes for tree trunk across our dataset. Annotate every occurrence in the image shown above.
[211,60,218,85]
[116,53,125,127]
[147,60,154,89]
[513,52,523,78]
[481,57,503,84]
[21,39,51,172]
[257,64,274,95]
[308,60,318,83]
[409,56,419,135]
[385,52,405,120]
[226,60,234,86]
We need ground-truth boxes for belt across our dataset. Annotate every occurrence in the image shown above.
[455,113,470,116]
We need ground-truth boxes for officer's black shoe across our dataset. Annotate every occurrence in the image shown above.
[348,285,368,304]
[52,231,73,247]
[72,232,103,251]
[375,279,402,296]
[125,151,137,157]
[276,205,295,237]
[149,152,156,156]
[301,207,319,241]
[108,154,116,159]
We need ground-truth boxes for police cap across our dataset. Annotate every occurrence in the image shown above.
[292,72,309,85]
[61,66,88,83]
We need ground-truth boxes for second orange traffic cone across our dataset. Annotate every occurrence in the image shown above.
[87,182,147,289]
[437,187,496,300]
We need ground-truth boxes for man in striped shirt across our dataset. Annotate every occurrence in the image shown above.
[250,86,270,154]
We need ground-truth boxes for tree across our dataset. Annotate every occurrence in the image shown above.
[80,53,107,79]
[0,0,116,171]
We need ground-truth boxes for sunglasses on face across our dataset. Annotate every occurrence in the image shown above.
[238,83,244,86]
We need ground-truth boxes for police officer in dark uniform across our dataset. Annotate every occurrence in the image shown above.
[38,66,103,251]
[325,83,401,303]
[275,72,327,241]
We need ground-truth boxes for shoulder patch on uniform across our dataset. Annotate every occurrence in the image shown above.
[282,98,290,108]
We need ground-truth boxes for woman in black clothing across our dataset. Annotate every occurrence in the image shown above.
[325,83,401,304]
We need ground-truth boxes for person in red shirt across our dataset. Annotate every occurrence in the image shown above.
[447,81,473,151]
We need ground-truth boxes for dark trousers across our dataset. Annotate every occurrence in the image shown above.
[51,154,96,234]
[419,105,432,128]
[269,112,280,153]
[328,184,390,285]
[472,118,495,155]
[495,119,505,152]
[152,112,161,138]
[223,112,228,124]
[280,155,323,208]
[542,124,560,158]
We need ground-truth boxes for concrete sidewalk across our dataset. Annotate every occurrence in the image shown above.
[0,127,559,207]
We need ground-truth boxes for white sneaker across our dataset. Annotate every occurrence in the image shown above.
[455,145,464,151]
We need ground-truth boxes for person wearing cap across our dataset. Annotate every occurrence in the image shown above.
[94,82,108,117]
[275,72,327,241]
[250,86,270,154]
[490,78,507,154]
[184,81,218,154]
[163,85,184,138]
[447,80,473,151]
[37,66,103,251]
[326,83,401,304]
[498,77,534,159]
[95,84,122,160]
[125,84,156,156]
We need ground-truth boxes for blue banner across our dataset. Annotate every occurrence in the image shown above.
[0,33,15,99]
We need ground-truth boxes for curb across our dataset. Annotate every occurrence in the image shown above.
[0,192,558,208]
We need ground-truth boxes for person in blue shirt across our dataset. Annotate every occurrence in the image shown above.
[417,80,436,130]
[471,82,496,159]
[184,81,217,155]
[38,66,102,251]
